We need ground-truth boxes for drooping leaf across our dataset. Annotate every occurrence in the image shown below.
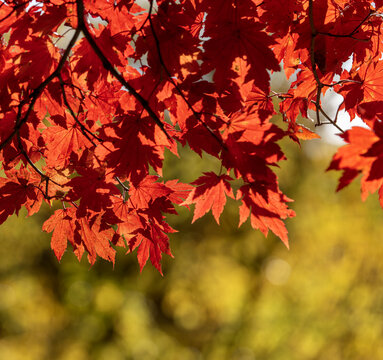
[183,172,234,224]
[237,183,295,248]
[42,208,76,261]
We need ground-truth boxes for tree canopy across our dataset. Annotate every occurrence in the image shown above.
[1,0,383,273]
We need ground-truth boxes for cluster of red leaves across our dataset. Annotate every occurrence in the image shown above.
[1,0,383,273]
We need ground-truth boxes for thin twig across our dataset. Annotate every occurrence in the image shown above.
[16,133,63,196]
[317,11,374,38]
[309,101,345,133]
[269,91,293,99]
[334,99,344,124]
[58,74,102,145]
[115,177,129,191]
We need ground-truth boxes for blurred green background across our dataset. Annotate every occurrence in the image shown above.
[2,134,383,360]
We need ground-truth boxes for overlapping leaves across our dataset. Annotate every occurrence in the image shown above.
[1,0,382,273]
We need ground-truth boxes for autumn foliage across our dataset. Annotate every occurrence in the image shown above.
[1,0,383,274]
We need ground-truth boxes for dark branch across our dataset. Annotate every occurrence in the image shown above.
[75,0,171,140]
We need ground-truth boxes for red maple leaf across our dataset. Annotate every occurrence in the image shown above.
[76,214,118,265]
[237,183,295,248]
[65,167,120,216]
[201,1,279,94]
[43,208,120,265]
[163,179,193,207]
[183,172,234,224]
[43,114,94,169]
[42,208,77,261]
[113,198,145,238]
[288,123,321,144]
[96,114,175,183]
[129,175,171,209]
[0,168,44,225]
[328,122,383,207]
[130,223,174,276]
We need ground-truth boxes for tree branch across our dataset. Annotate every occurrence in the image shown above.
[75,0,171,140]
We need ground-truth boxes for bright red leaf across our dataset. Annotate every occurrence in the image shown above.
[237,183,295,248]
[183,172,234,224]
[42,208,77,261]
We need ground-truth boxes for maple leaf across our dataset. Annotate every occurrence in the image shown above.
[71,31,114,91]
[42,208,76,261]
[13,37,59,89]
[76,214,117,265]
[163,179,193,207]
[183,172,234,224]
[65,167,120,216]
[222,106,284,145]
[201,1,280,96]
[328,122,383,207]
[237,183,295,248]
[260,0,304,38]
[245,85,275,122]
[130,223,173,276]
[134,0,201,81]
[129,175,171,209]
[43,114,94,169]
[338,61,383,113]
[113,197,145,239]
[96,114,175,183]
[327,126,378,192]
[181,121,223,157]
[0,168,44,225]
[43,208,119,265]
[221,107,285,183]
